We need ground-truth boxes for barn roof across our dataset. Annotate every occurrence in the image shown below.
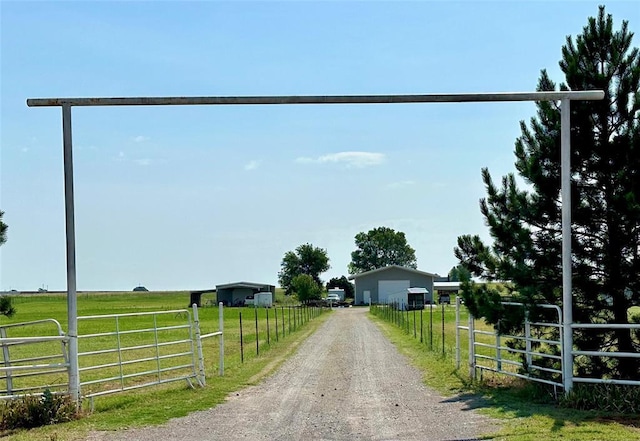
[348,265,438,280]
[216,281,274,290]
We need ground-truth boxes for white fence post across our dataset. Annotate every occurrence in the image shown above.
[192,304,206,386]
[455,296,461,370]
[219,302,224,376]
[468,312,475,380]
[496,320,502,371]
[525,311,532,371]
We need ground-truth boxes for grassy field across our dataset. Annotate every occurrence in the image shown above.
[0,291,331,441]
[369,307,640,441]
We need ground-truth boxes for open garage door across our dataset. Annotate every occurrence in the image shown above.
[378,280,410,304]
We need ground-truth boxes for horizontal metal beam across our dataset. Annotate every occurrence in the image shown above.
[27,91,605,107]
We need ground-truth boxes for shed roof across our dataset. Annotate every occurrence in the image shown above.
[408,287,429,294]
[434,281,461,291]
[216,281,274,290]
[348,265,438,280]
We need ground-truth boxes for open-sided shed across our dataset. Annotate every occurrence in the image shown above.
[216,282,275,306]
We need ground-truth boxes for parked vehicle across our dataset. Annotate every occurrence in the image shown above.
[325,293,341,305]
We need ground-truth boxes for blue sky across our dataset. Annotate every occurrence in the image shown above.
[1,1,638,292]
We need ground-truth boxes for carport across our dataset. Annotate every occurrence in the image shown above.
[216,282,275,306]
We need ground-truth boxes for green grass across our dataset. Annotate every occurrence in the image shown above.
[0,291,331,440]
[369,309,640,441]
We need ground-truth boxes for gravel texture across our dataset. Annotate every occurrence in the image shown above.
[86,307,498,441]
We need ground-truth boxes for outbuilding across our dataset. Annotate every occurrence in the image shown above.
[216,282,276,306]
[349,265,437,305]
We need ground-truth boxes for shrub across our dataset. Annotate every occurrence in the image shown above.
[0,389,79,430]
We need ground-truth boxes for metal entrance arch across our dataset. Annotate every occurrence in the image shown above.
[27,90,604,402]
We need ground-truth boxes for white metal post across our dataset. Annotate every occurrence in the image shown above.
[524,311,532,370]
[62,104,79,404]
[561,98,574,393]
[218,302,224,376]
[192,304,206,386]
[496,321,502,371]
[468,313,475,380]
[455,296,461,370]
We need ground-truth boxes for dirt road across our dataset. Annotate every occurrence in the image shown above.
[88,308,497,441]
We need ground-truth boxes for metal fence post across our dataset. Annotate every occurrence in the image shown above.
[218,302,224,376]
[496,320,502,372]
[524,310,532,371]
[441,303,445,355]
[0,328,13,394]
[468,312,476,380]
[455,296,460,369]
[192,304,206,386]
[560,98,574,394]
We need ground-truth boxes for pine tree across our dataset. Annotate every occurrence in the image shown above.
[455,6,640,380]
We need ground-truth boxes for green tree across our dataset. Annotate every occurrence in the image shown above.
[455,6,640,379]
[291,274,323,304]
[0,210,7,247]
[278,243,330,294]
[349,227,417,274]
[326,276,355,299]
[448,265,471,282]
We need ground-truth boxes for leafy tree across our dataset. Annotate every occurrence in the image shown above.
[0,210,7,247]
[291,274,323,304]
[448,265,471,282]
[455,6,640,380]
[326,276,355,299]
[278,243,330,294]
[349,227,417,274]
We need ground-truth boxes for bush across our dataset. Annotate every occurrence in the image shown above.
[0,389,79,430]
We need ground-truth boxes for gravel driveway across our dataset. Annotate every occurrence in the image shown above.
[87,307,498,441]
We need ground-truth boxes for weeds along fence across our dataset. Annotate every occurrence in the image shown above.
[237,305,326,363]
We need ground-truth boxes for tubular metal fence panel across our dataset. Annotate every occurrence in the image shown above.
[77,308,203,399]
[0,319,70,399]
[456,298,640,391]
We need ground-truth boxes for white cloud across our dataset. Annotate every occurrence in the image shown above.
[134,158,152,166]
[21,147,29,153]
[296,151,385,168]
[133,135,149,143]
[244,160,260,171]
[387,180,415,189]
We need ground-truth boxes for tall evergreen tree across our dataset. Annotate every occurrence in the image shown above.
[455,6,640,380]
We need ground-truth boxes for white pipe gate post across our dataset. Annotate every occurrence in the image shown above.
[561,98,574,393]
[62,104,80,404]
[219,302,224,376]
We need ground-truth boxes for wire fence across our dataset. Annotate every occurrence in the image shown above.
[238,305,326,363]
[370,303,455,356]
